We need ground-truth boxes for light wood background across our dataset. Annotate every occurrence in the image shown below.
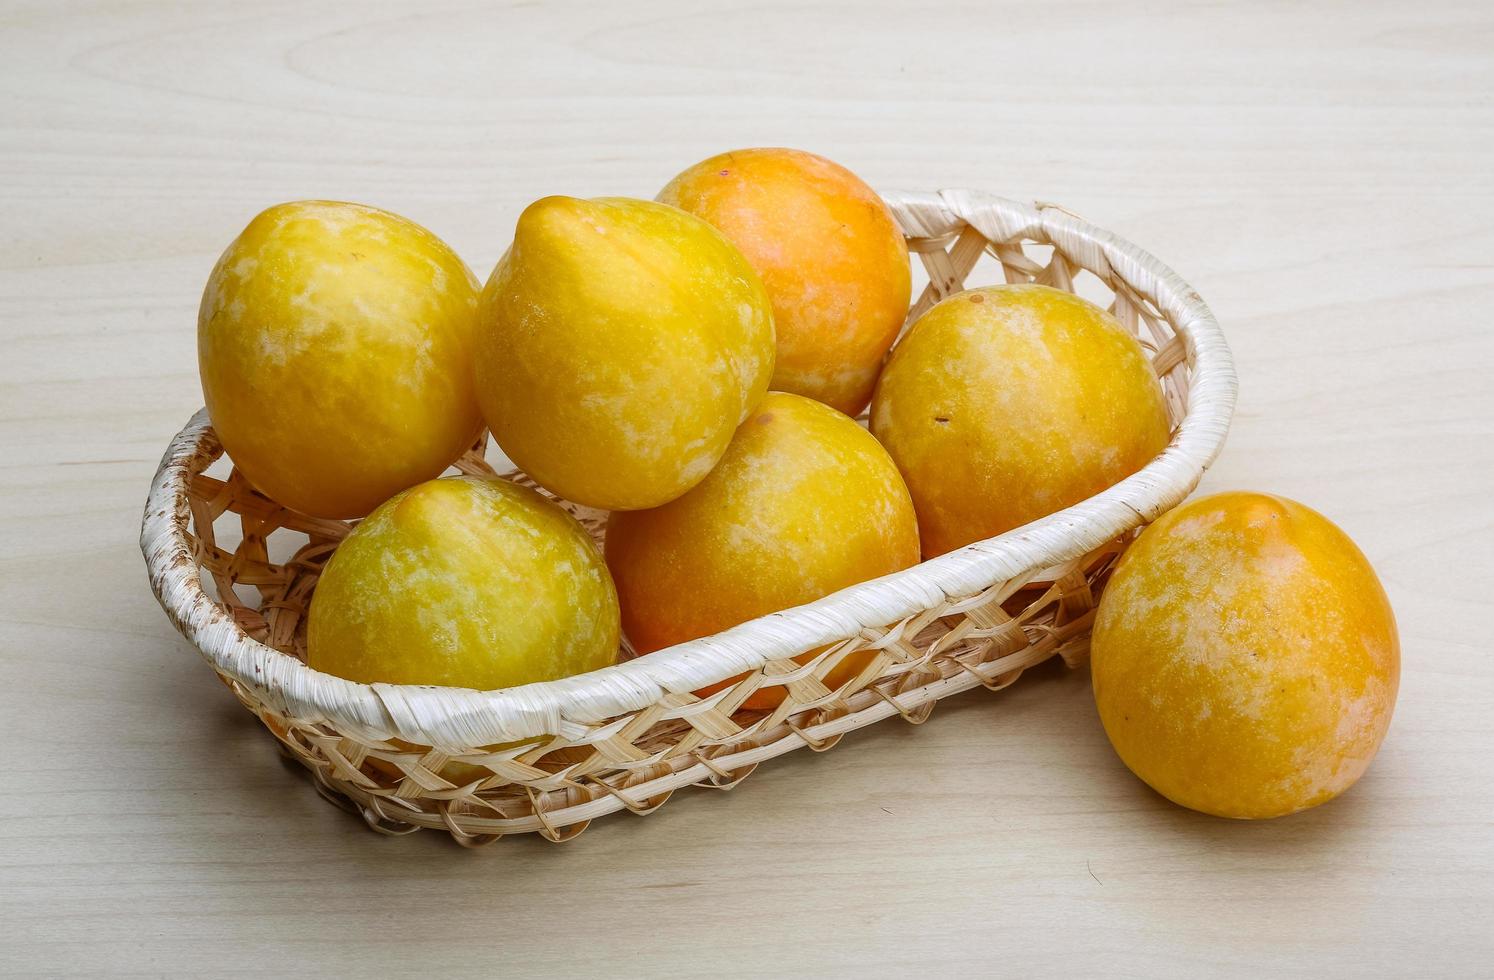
[2,1,1491,976]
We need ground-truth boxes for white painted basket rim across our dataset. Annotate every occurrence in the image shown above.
[141,190,1237,748]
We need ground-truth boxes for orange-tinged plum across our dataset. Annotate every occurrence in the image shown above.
[1091,492,1400,819]
[199,200,482,519]
[870,284,1171,557]
[307,476,619,690]
[605,392,920,708]
[475,196,774,511]
[659,148,911,416]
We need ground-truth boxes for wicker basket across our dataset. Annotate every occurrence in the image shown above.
[141,190,1236,846]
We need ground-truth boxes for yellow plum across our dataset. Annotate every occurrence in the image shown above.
[870,284,1171,557]
[605,392,919,708]
[199,200,481,519]
[475,196,775,511]
[1091,492,1400,819]
[307,476,619,691]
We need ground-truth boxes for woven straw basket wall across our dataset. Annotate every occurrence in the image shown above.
[142,190,1237,846]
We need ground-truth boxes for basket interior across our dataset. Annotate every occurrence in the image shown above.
[178,215,1196,844]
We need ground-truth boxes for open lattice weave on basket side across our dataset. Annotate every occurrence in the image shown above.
[174,202,1199,846]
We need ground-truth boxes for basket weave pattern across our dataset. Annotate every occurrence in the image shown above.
[142,191,1236,846]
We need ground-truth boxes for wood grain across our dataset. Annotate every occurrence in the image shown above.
[1,0,1490,976]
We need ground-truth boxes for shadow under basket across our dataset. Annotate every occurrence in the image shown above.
[142,190,1236,847]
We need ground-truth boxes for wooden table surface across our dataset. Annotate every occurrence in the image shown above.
[3,1,1491,976]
